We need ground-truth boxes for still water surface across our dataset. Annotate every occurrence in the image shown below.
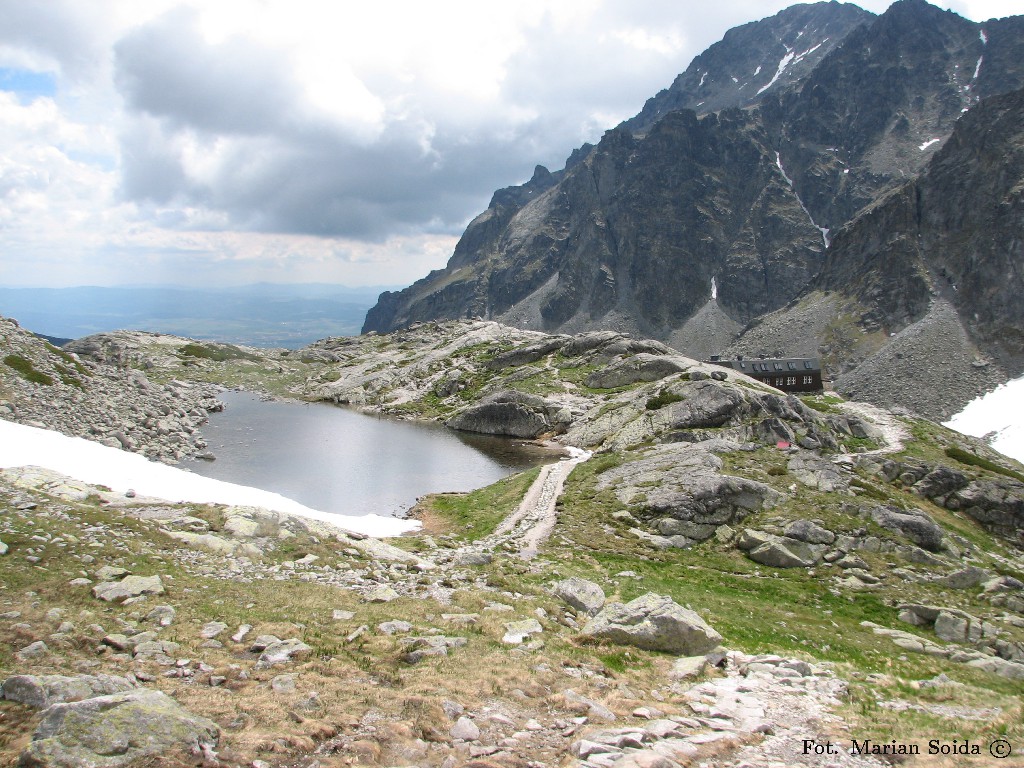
[181,391,557,519]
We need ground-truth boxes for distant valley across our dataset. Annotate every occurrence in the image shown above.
[0,284,395,348]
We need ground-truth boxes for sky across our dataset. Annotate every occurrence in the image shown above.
[0,0,1018,290]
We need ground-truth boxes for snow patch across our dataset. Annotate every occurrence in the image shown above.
[758,47,795,95]
[980,29,988,45]
[0,420,420,537]
[711,276,718,300]
[753,65,762,76]
[973,56,983,80]
[699,71,707,87]
[919,138,941,151]
[731,76,739,83]
[945,376,1024,463]
[793,41,824,64]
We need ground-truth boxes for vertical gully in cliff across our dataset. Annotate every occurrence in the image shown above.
[775,152,831,249]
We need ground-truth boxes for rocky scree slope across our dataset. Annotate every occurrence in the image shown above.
[0,317,223,463]
[363,0,1024,416]
[1,318,1024,766]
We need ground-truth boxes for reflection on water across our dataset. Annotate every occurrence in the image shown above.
[181,391,558,519]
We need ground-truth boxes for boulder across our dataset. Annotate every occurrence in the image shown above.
[552,577,606,616]
[91,575,165,603]
[256,639,312,668]
[446,390,570,438]
[746,536,825,568]
[933,610,998,645]
[18,689,219,768]
[363,585,400,603]
[787,454,848,492]
[869,506,945,552]
[450,716,480,741]
[581,593,722,654]
[502,619,543,645]
[2,674,136,709]
[783,519,836,545]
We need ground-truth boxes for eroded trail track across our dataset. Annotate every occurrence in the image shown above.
[480,449,591,559]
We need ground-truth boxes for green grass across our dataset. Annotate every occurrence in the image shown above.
[178,342,261,363]
[645,391,684,410]
[420,466,542,541]
[800,392,845,414]
[945,446,1024,484]
[44,342,90,376]
[3,354,54,386]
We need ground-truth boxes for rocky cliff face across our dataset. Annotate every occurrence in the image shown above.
[730,84,1024,419]
[363,1,1024,419]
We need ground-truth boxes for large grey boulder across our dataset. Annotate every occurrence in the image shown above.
[91,575,165,603]
[659,382,747,429]
[2,674,137,709]
[787,454,848,492]
[446,390,571,438]
[581,593,722,654]
[597,443,783,537]
[784,519,836,545]
[745,535,826,569]
[256,638,312,668]
[870,506,945,552]
[18,689,219,768]
[552,577,606,616]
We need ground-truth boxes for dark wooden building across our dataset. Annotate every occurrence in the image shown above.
[708,356,823,393]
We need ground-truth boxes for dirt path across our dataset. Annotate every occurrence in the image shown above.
[836,400,911,456]
[481,448,591,559]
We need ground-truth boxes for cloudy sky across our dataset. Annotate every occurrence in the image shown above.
[0,0,1016,289]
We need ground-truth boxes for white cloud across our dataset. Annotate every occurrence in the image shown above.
[0,0,1017,290]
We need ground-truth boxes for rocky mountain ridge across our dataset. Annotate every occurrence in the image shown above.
[363,0,1024,420]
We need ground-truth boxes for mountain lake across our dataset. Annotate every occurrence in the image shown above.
[180,390,560,520]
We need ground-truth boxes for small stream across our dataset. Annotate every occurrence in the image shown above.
[180,391,558,520]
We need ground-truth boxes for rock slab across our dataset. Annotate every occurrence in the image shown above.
[18,689,219,768]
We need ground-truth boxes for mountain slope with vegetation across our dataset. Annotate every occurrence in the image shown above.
[3,314,1023,766]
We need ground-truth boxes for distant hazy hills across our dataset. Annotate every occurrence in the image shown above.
[0,284,396,348]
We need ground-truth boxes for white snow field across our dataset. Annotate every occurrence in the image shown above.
[945,376,1024,464]
[0,419,419,537]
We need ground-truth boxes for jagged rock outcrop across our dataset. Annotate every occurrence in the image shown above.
[597,443,783,545]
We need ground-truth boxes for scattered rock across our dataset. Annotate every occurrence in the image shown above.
[450,716,480,741]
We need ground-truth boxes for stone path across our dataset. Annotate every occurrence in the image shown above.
[482,449,591,559]
[574,653,887,768]
[836,400,911,457]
